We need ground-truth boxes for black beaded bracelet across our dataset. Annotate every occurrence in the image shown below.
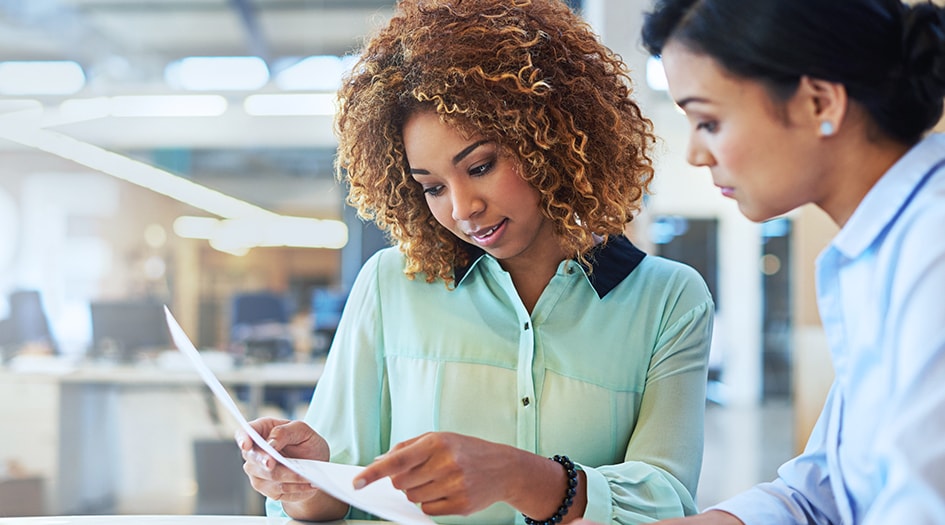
[523,454,578,525]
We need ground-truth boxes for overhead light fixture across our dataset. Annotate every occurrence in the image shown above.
[274,55,347,91]
[243,93,336,116]
[0,60,86,95]
[108,95,228,117]
[0,99,43,115]
[58,95,227,121]
[0,120,274,220]
[173,215,348,255]
[165,56,269,91]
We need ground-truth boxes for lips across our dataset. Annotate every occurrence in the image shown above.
[467,218,508,245]
[716,185,735,198]
[469,220,503,239]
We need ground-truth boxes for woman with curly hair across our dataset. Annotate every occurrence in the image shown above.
[236,1,713,523]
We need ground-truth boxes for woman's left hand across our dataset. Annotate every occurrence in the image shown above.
[352,432,520,516]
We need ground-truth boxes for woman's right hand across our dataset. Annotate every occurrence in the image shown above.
[235,416,347,519]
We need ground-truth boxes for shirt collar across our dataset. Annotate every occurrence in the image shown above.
[453,234,646,299]
[833,134,945,259]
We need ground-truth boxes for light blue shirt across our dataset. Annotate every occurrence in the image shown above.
[269,236,714,524]
[715,133,945,524]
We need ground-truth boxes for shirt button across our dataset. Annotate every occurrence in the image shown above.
[522,397,530,407]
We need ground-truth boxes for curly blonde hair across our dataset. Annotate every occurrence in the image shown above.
[335,0,656,284]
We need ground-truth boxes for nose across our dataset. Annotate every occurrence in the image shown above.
[450,181,485,222]
[686,135,714,168]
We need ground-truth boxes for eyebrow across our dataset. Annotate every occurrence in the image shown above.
[453,139,490,165]
[675,96,710,110]
[409,139,491,176]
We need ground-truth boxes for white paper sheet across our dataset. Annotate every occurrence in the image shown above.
[164,306,435,525]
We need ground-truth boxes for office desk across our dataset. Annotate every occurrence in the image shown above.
[0,518,378,525]
[0,359,325,517]
[55,359,326,419]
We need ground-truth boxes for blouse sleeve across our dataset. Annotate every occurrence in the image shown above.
[583,279,714,524]
[710,386,842,524]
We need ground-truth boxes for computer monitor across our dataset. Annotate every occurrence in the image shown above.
[2,290,57,357]
[90,299,170,361]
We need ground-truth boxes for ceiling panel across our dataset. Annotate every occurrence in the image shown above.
[0,0,396,216]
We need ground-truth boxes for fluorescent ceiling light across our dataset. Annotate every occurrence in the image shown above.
[58,95,227,120]
[58,97,111,123]
[243,93,335,116]
[0,99,43,115]
[275,55,344,91]
[109,95,228,117]
[172,216,219,240]
[0,60,86,95]
[165,56,269,91]
[174,215,348,254]
[0,121,273,220]
[646,56,668,92]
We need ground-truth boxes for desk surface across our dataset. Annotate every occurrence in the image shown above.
[0,517,379,525]
[0,358,325,387]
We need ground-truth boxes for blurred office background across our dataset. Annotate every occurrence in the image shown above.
[4,0,934,518]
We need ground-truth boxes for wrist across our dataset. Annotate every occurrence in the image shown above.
[522,455,578,525]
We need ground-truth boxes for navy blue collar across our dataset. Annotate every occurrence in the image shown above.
[454,235,646,299]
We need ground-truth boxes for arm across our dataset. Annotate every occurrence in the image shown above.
[861,212,945,524]
[569,510,743,525]
[718,207,945,525]
[265,251,389,520]
[582,297,713,524]
[709,385,842,524]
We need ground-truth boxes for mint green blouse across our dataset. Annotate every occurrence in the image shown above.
[269,236,714,524]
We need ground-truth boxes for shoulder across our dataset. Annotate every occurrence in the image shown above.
[346,247,408,301]
[636,255,713,300]
[356,246,449,295]
[630,255,715,326]
[358,246,407,278]
[893,175,945,265]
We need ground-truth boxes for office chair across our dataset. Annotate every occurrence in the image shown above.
[229,291,307,417]
[229,291,293,364]
[5,290,57,356]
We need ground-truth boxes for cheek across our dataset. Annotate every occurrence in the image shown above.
[425,197,455,228]
[713,132,759,176]
[498,176,541,209]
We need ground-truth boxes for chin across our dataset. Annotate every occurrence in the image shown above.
[738,204,777,223]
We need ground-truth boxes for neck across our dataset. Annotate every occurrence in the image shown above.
[499,232,569,314]
[817,132,912,227]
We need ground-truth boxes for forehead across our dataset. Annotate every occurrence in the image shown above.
[661,42,741,104]
[660,41,786,118]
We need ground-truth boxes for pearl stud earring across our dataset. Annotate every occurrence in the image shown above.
[820,121,835,137]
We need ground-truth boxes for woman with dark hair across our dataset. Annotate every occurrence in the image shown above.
[234,1,714,524]
[632,0,945,523]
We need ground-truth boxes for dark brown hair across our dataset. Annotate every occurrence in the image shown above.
[336,0,656,284]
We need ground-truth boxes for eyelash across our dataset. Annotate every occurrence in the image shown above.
[696,121,718,133]
[469,160,493,176]
[422,159,494,198]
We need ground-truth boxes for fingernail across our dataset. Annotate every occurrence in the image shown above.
[353,478,366,489]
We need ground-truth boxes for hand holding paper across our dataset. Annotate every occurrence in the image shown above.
[163,306,435,525]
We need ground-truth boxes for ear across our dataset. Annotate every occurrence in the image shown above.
[797,76,847,137]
